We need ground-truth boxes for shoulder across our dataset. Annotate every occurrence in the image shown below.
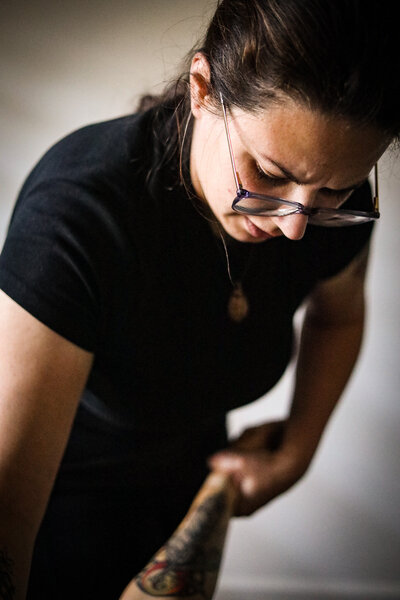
[19,111,153,194]
[0,112,157,351]
[6,110,160,249]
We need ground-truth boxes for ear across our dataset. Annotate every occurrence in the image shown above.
[190,52,212,118]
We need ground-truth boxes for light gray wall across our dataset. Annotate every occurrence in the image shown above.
[1,2,399,598]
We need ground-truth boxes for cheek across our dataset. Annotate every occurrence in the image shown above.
[205,153,233,197]
[200,166,235,214]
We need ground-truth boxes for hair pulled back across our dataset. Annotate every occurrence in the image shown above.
[142,0,399,178]
[203,0,399,136]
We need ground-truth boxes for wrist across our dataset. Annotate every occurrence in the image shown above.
[281,417,322,474]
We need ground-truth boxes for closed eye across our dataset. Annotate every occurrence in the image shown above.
[320,187,352,199]
[319,186,358,207]
[320,188,355,197]
[256,161,363,204]
[255,163,288,186]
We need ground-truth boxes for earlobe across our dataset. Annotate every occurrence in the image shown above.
[190,52,211,118]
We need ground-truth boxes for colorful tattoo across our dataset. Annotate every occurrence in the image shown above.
[0,549,15,600]
[136,491,227,597]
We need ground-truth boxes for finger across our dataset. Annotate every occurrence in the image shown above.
[207,451,245,473]
[230,421,284,451]
[209,451,270,502]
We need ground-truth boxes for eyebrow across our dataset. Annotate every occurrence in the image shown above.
[264,157,368,194]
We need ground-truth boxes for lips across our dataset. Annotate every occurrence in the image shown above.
[244,217,277,240]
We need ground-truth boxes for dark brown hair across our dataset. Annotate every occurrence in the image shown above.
[142,0,399,178]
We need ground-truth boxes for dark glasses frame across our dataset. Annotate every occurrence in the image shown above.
[220,93,380,226]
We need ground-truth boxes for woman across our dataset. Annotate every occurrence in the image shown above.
[0,1,398,598]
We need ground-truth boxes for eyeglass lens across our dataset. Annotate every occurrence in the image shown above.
[233,195,377,226]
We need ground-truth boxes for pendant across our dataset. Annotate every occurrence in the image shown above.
[228,282,249,322]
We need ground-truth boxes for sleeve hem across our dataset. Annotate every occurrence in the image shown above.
[0,268,97,353]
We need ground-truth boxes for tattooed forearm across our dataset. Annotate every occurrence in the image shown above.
[166,492,227,567]
[0,549,15,600]
[118,473,236,600]
[136,490,230,598]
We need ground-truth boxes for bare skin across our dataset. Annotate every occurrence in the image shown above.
[189,54,386,516]
[189,53,388,244]
[119,473,236,600]
[209,243,370,515]
[0,291,93,599]
[0,54,390,600]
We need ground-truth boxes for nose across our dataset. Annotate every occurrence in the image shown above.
[272,212,309,240]
[271,186,316,240]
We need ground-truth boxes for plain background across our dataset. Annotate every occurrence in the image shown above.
[1,1,399,598]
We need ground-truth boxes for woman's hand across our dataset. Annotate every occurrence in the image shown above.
[208,420,312,516]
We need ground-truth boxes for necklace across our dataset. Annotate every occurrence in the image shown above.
[227,281,249,323]
[217,227,254,323]
[186,196,253,323]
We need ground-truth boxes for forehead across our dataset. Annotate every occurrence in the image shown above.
[231,101,388,185]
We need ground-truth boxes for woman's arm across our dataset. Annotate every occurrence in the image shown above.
[0,291,93,599]
[284,242,369,468]
[119,472,237,600]
[209,244,370,516]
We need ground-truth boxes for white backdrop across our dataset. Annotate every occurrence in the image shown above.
[1,2,399,598]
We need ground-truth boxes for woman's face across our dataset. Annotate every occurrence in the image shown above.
[190,98,388,243]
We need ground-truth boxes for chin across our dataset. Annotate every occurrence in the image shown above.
[217,214,273,244]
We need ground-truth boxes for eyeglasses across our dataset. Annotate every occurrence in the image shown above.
[220,94,380,227]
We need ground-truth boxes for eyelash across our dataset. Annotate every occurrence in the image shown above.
[255,163,353,200]
[255,163,287,186]
[321,187,350,199]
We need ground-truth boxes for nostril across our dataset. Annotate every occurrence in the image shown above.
[275,214,309,241]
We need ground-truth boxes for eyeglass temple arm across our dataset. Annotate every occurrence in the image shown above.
[374,163,379,212]
[220,93,243,192]
[221,93,380,214]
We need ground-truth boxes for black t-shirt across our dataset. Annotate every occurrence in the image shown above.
[0,108,374,436]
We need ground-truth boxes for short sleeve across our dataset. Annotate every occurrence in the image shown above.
[0,119,133,352]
